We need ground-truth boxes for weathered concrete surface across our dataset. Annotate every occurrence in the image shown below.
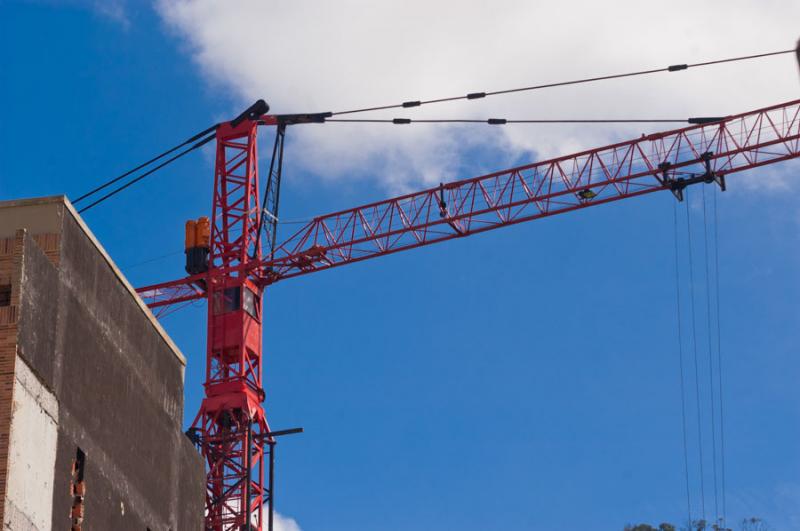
[0,195,186,367]
[0,196,204,530]
[5,356,58,531]
[0,231,25,529]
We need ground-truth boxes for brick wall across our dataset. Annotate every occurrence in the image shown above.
[0,231,59,527]
[0,206,203,529]
[0,231,24,526]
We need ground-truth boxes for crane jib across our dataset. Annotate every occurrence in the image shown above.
[133,95,800,531]
[137,97,800,307]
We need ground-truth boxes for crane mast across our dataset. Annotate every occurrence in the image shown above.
[204,118,268,530]
[138,97,800,531]
[182,103,276,531]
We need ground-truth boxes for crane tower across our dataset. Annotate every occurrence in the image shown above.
[139,97,800,531]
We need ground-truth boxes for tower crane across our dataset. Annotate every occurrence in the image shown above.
[133,93,800,531]
[119,40,800,530]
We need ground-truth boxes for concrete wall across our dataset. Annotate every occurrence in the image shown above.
[5,355,58,530]
[0,232,23,529]
[0,197,204,530]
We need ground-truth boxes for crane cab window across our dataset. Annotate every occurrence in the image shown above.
[242,287,259,319]
[211,286,259,318]
[212,287,240,315]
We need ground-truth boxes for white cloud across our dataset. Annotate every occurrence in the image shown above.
[273,511,302,531]
[155,0,800,192]
[218,496,302,531]
[235,505,301,531]
[92,0,130,28]
[31,0,131,28]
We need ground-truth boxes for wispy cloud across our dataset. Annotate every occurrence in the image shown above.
[773,482,800,529]
[30,0,132,28]
[725,482,800,530]
[90,0,130,28]
[230,502,301,530]
[155,0,800,193]
[733,160,800,193]
[273,511,302,531]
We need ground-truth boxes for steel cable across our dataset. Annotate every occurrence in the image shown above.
[701,185,721,525]
[712,188,728,525]
[330,49,795,116]
[77,132,217,213]
[72,124,218,204]
[685,193,707,522]
[673,199,694,528]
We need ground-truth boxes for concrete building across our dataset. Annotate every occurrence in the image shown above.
[0,196,204,530]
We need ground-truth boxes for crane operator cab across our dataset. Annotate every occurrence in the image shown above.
[185,216,210,275]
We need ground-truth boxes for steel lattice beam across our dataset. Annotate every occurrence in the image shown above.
[263,98,800,282]
[189,119,271,531]
[138,98,800,311]
[134,97,800,531]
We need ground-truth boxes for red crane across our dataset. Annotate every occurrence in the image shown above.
[137,97,800,531]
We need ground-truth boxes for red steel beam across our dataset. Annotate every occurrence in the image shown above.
[137,98,800,309]
[263,98,800,281]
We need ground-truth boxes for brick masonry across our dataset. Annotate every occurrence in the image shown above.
[0,231,24,527]
[0,197,204,530]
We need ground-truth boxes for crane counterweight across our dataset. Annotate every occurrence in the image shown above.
[185,216,211,275]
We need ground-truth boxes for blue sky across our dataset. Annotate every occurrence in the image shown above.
[2,2,799,530]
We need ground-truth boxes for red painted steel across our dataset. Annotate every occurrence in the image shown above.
[189,119,271,531]
[135,97,800,530]
[139,98,800,312]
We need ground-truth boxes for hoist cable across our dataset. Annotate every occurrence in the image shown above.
[673,199,694,528]
[713,188,728,524]
[685,193,707,521]
[701,185,721,525]
[72,124,218,204]
[330,49,795,116]
[77,132,216,213]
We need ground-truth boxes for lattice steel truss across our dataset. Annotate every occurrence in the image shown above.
[137,98,800,530]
